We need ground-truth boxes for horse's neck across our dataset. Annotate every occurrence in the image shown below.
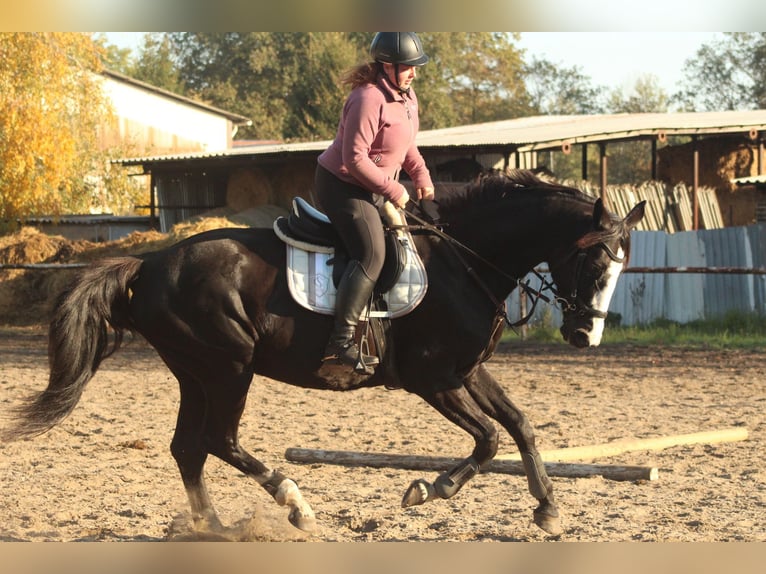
[441,196,588,291]
[451,205,578,261]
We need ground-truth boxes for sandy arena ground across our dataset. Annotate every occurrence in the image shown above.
[0,327,764,542]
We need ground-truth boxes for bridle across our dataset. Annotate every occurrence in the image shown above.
[399,203,627,329]
[554,241,626,321]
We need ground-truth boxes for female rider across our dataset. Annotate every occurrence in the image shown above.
[315,32,435,371]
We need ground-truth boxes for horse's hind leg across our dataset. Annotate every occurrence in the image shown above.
[201,374,317,532]
[170,377,224,531]
[464,364,562,536]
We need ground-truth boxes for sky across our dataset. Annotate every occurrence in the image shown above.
[104,32,721,96]
[515,32,721,94]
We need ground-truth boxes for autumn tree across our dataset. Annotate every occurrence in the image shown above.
[0,33,124,227]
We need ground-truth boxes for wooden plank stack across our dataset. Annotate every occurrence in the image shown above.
[571,180,724,232]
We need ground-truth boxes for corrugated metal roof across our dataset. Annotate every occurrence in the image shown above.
[118,139,332,165]
[117,110,766,166]
[420,110,766,150]
[733,174,766,185]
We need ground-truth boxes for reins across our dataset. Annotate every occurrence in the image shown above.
[396,203,558,329]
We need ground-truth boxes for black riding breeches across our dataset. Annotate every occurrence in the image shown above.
[314,165,386,281]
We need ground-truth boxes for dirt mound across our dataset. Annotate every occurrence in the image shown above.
[0,217,256,327]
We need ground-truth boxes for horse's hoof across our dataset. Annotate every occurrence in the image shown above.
[533,507,563,536]
[289,510,317,533]
[401,479,435,508]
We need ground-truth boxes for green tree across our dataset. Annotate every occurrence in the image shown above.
[283,33,361,140]
[168,32,302,140]
[603,75,670,183]
[129,33,184,94]
[524,56,605,115]
[94,33,134,74]
[417,32,532,127]
[0,33,117,227]
[607,74,669,114]
[536,75,670,183]
[675,32,766,111]
[164,33,532,140]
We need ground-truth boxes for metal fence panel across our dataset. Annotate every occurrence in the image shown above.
[746,224,766,311]
[507,224,766,330]
[664,231,705,323]
[699,226,755,316]
[611,231,667,325]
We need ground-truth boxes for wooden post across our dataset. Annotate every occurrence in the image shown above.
[284,448,658,482]
[693,136,700,230]
[599,142,609,210]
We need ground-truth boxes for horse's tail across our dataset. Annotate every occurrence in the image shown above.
[2,257,142,441]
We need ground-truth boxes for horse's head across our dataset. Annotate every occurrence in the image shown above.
[551,198,645,348]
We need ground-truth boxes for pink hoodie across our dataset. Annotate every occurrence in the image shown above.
[318,73,433,204]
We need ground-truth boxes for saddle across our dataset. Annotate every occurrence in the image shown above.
[273,197,427,319]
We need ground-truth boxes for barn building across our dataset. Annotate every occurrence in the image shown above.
[99,70,252,155]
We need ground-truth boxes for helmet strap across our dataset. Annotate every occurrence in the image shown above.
[393,63,410,95]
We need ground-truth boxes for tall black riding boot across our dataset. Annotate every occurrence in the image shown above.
[323,260,379,370]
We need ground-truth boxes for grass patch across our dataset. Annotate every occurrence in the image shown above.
[502,310,766,349]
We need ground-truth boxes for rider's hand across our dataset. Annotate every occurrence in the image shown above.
[417,186,435,201]
[394,187,410,210]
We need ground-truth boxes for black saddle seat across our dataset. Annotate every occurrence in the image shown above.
[286,197,340,247]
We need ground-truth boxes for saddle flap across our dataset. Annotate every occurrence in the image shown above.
[284,233,428,319]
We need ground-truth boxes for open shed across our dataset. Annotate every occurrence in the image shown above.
[118,110,766,232]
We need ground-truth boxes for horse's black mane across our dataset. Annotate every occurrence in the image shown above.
[436,169,590,217]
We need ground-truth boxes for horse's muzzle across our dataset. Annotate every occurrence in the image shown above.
[560,325,592,349]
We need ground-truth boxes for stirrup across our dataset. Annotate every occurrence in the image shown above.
[322,343,378,374]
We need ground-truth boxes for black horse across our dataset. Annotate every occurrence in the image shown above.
[3,171,644,537]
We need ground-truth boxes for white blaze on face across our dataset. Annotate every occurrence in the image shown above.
[585,247,625,346]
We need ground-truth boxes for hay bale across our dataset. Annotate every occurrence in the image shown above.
[270,161,316,209]
[657,137,756,193]
[226,168,273,211]
[229,205,289,228]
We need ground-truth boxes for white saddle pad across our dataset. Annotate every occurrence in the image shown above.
[284,232,428,319]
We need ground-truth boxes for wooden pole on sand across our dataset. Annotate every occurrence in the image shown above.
[494,427,749,463]
[284,448,659,482]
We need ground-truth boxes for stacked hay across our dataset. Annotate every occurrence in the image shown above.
[0,215,266,326]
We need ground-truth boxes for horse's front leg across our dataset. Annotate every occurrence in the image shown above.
[465,364,562,536]
[401,384,497,507]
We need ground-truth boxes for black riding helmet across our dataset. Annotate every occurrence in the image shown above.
[369,32,429,67]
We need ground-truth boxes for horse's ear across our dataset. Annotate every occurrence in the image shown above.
[592,197,608,229]
[624,200,646,230]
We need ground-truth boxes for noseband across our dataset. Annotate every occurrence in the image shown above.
[557,241,625,321]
